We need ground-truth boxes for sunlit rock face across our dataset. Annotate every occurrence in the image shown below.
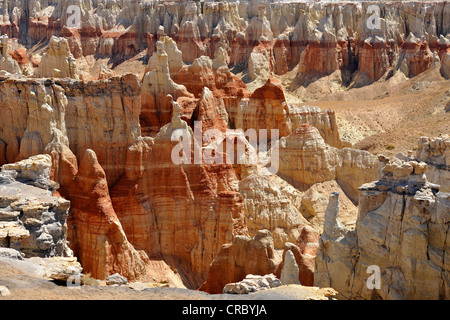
[315,153,450,300]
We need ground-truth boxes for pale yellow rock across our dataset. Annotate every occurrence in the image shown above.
[37,36,79,79]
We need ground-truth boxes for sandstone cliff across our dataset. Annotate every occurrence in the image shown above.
[315,152,450,299]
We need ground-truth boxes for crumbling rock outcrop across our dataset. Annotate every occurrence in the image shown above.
[146,35,185,76]
[0,1,448,87]
[0,154,72,258]
[238,172,311,250]
[65,148,148,282]
[315,155,450,300]
[120,109,248,288]
[0,72,250,287]
[0,1,446,296]
[228,79,344,148]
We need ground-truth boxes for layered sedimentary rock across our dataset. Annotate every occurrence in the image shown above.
[64,148,148,282]
[0,73,152,281]
[0,70,252,288]
[146,35,185,76]
[0,154,72,258]
[397,33,438,78]
[228,78,343,148]
[238,172,309,250]
[173,54,248,100]
[0,1,446,295]
[415,135,449,192]
[201,222,321,294]
[119,109,248,288]
[315,155,450,300]
[351,36,393,87]
[277,124,378,202]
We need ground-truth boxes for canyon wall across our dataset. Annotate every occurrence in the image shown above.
[1,1,448,83]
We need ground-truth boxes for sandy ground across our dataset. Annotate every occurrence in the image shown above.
[280,66,450,157]
[0,259,337,300]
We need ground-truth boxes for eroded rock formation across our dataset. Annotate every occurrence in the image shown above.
[315,152,450,300]
[199,229,278,294]
[277,124,378,202]
[415,135,449,192]
[0,1,447,85]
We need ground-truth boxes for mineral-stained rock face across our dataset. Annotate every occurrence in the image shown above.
[0,154,72,258]
[118,111,248,288]
[0,1,446,298]
[397,33,437,78]
[0,0,447,86]
[315,154,450,300]
[352,36,393,87]
[228,79,344,148]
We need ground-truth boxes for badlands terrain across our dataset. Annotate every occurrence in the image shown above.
[0,0,449,300]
